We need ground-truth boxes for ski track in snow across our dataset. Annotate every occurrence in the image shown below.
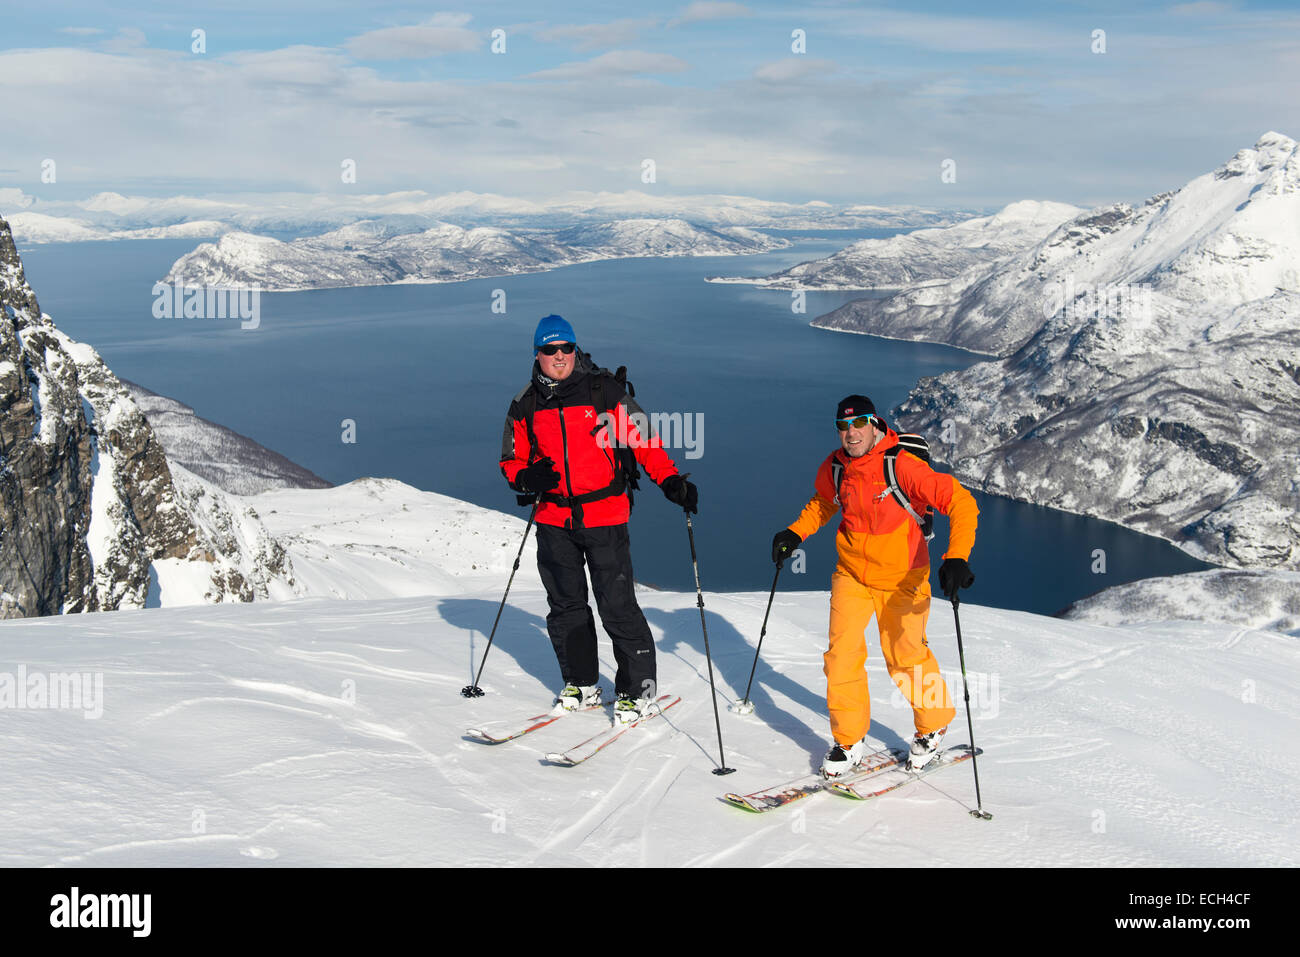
[1026,644,1144,693]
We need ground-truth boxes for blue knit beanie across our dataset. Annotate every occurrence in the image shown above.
[534,314,576,350]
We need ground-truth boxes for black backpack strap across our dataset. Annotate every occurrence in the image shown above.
[883,446,935,542]
[587,366,641,506]
[513,383,539,460]
[831,459,845,505]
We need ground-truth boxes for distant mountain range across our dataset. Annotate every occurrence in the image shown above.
[705,200,1083,290]
[162,218,795,291]
[1,187,977,244]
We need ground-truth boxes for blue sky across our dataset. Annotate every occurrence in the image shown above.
[2,1,1298,208]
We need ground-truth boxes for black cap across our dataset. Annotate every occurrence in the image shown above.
[836,395,876,419]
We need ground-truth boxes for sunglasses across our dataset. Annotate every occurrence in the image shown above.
[538,343,576,356]
[836,415,876,431]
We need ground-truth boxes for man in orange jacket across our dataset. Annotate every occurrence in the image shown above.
[771,395,978,777]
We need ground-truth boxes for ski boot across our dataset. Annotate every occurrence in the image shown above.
[821,738,866,778]
[613,695,655,725]
[906,725,948,771]
[554,684,602,714]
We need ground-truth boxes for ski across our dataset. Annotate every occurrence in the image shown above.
[722,747,906,813]
[827,744,982,801]
[465,701,606,744]
[544,694,681,766]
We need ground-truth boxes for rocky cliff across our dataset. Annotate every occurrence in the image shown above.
[0,215,295,617]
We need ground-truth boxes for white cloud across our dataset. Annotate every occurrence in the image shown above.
[1167,1,1237,14]
[533,18,660,51]
[345,14,480,60]
[102,27,147,53]
[671,2,753,27]
[0,188,36,210]
[753,58,838,84]
[1,16,1297,208]
[525,50,691,81]
[221,46,354,87]
[830,7,1077,54]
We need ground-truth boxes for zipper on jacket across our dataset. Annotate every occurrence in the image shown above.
[595,414,618,477]
[558,405,574,525]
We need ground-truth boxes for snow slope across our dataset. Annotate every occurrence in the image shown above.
[143,473,541,609]
[1061,569,1300,636]
[1,490,1295,866]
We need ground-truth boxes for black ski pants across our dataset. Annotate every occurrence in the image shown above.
[535,522,656,699]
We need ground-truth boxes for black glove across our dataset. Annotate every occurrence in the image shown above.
[771,529,801,566]
[938,557,975,600]
[660,474,698,513]
[516,457,560,494]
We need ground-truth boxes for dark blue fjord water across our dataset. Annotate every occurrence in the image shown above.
[17,234,1211,616]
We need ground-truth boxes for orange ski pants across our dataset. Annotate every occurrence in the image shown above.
[825,565,956,746]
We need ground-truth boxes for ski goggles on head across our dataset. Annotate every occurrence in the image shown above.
[538,342,576,356]
[836,414,877,431]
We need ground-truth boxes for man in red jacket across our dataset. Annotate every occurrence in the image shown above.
[500,315,697,722]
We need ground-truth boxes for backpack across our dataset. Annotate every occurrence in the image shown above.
[831,432,935,542]
[513,360,642,513]
[587,362,642,504]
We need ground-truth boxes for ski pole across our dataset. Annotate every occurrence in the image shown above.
[731,558,784,716]
[951,593,992,820]
[461,498,540,698]
[682,500,735,776]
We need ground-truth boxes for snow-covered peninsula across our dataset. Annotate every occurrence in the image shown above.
[162,218,793,291]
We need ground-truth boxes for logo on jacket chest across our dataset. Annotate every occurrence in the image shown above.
[843,473,885,499]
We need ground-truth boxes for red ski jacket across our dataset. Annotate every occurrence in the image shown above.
[500,350,679,528]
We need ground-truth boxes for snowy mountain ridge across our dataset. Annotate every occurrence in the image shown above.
[705,199,1083,290]
[3,212,228,244]
[121,380,331,497]
[800,132,1300,571]
[163,218,794,292]
[2,187,977,244]
[815,131,1300,353]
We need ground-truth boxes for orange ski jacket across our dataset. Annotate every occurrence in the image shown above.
[787,428,978,589]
